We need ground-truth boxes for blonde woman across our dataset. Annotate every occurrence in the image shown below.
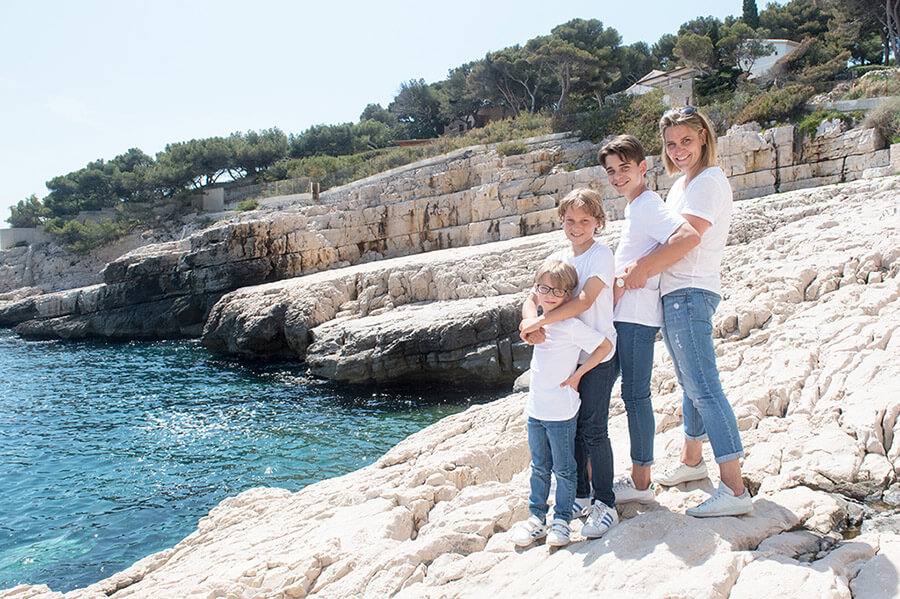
[620,107,751,517]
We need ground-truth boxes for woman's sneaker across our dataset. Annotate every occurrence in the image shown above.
[511,515,547,546]
[656,461,709,486]
[581,503,619,538]
[573,496,592,517]
[546,519,571,547]
[686,482,753,517]
[613,476,656,504]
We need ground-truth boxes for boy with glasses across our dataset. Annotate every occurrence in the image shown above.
[511,259,614,548]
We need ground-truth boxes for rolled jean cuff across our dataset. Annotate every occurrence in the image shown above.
[632,458,654,467]
[684,432,708,442]
[713,450,745,464]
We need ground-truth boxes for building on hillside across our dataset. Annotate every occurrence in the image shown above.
[624,66,700,107]
[747,39,801,78]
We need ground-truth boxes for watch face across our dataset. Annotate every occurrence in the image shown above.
[616,279,624,288]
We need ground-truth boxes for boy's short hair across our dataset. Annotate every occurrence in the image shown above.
[659,107,719,175]
[535,260,578,292]
[557,188,607,228]
[598,134,646,168]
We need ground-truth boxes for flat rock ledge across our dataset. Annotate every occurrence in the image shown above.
[3,178,900,598]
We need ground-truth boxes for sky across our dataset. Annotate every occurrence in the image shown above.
[0,0,747,223]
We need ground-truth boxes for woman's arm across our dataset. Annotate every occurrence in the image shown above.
[621,220,703,290]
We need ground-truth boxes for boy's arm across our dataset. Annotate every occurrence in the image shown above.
[621,220,703,290]
[520,276,606,334]
[561,338,613,391]
[520,291,546,344]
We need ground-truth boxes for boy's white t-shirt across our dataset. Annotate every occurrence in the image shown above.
[660,166,733,297]
[547,241,617,363]
[527,318,610,421]
[613,189,685,327]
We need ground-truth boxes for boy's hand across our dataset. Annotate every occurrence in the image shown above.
[519,317,544,334]
[561,372,582,391]
[622,262,649,290]
[521,327,546,345]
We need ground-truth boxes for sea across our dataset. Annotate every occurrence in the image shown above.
[0,329,503,592]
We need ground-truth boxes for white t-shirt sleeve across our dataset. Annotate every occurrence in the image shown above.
[583,244,615,290]
[635,197,685,245]
[679,175,723,225]
[567,319,609,354]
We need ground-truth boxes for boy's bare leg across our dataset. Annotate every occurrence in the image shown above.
[631,464,651,490]
[681,439,703,467]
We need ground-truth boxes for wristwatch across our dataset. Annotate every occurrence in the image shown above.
[616,278,624,288]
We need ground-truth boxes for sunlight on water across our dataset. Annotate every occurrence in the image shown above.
[0,330,502,592]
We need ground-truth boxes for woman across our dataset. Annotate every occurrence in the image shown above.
[621,107,751,517]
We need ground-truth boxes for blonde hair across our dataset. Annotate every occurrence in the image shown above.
[535,260,578,292]
[557,188,607,229]
[659,108,718,175]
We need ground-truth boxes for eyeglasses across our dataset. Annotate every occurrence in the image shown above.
[535,283,570,297]
[664,106,698,118]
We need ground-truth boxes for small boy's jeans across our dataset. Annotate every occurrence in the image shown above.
[527,415,578,523]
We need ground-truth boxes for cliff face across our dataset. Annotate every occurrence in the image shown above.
[0,122,893,348]
[4,174,898,598]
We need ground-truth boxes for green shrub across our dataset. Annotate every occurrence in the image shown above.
[43,217,137,253]
[844,70,900,100]
[863,97,900,144]
[5,240,28,250]
[797,110,853,138]
[496,141,529,157]
[235,198,259,211]
[465,112,552,144]
[738,84,816,124]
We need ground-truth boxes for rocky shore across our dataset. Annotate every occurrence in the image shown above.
[3,174,899,598]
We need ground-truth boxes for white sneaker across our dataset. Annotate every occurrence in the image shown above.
[686,482,753,518]
[581,503,619,538]
[656,461,709,486]
[511,515,547,546]
[573,496,592,517]
[546,519,571,547]
[613,476,656,504]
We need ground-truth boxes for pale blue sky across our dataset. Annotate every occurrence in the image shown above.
[0,0,746,221]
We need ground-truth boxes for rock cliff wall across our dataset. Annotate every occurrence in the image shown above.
[0,122,893,343]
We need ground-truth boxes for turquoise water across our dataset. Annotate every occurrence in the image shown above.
[0,330,500,592]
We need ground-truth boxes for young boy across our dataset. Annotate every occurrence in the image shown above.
[511,260,613,548]
[519,188,619,540]
[598,135,698,503]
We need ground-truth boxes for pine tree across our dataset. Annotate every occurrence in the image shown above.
[743,0,760,29]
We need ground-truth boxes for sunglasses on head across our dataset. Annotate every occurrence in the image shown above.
[665,106,698,118]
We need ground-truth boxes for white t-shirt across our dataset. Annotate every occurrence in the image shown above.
[660,166,733,297]
[548,241,617,363]
[613,190,685,327]
[527,318,610,421]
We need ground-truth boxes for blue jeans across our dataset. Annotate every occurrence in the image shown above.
[527,416,578,523]
[661,288,744,463]
[614,321,658,467]
[574,358,616,508]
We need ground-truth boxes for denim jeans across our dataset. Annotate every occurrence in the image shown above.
[527,416,578,523]
[614,321,659,467]
[661,288,744,463]
[573,358,617,508]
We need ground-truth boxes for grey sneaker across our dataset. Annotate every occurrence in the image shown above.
[511,515,547,546]
[581,503,619,538]
[573,496,592,517]
[546,519,571,547]
[613,476,656,504]
[686,482,753,517]
[656,461,709,486]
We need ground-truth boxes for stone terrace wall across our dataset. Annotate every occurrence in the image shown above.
[0,123,894,341]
